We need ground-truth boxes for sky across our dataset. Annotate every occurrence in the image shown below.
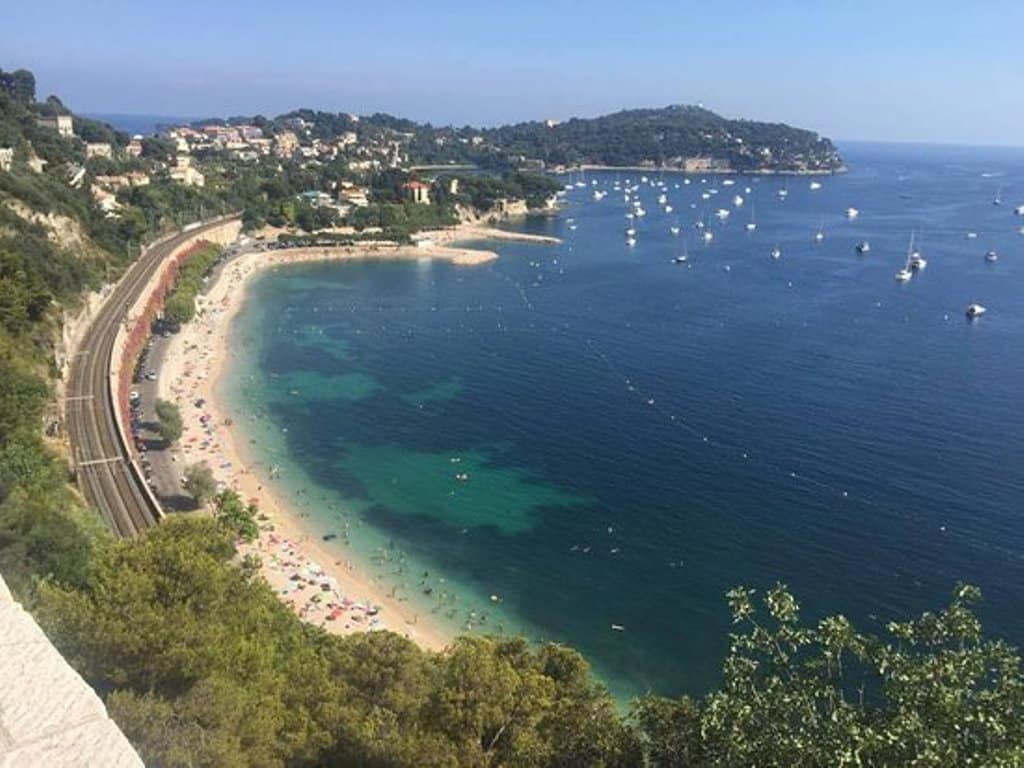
[3,0,1021,146]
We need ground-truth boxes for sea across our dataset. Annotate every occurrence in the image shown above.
[221,142,1024,700]
[87,113,199,135]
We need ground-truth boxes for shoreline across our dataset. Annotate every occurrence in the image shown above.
[565,164,846,176]
[157,240,516,652]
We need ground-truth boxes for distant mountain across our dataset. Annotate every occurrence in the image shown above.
[266,104,843,174]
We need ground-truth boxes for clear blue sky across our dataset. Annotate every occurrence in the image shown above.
[3,0,1021,145]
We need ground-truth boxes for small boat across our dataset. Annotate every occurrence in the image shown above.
[626,236,637,247]
[985,250,998,263]
[855,241,871,254]
[809,180,822,190]
[722,179,735,186]
[611,624,625,631]
[625,226,636,237]
[1015,204,1024,216]
[714,208,730,220]
[966,303,986,318]
[993,186,1003,206]
[895,233,915,280]
[813,219,825,242]
[744,205,756,232]
[908,233,926,270]
[673,244,689,264]
[664,205,673,213]
[845,207,859,219]
[733,194,744,207]
[702,230,714,243]
[669,225,681,235]
[966,231,978,239]
[770,245,781,260]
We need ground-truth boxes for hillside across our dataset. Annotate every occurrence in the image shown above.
[266,104,843,173]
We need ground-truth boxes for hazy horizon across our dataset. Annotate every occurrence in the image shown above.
[4,0,1023,148]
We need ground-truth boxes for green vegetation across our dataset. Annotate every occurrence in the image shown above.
[162,242,222,326]
[182,461,217,506]
[212,489,258,542]
[3,66,1023,768]
[436,172,562,211]
[273,104,842,173]
[154,398,183,444]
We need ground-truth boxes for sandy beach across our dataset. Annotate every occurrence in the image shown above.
[157,241,516,652]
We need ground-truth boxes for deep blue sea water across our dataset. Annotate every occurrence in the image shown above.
[224,142,1024,699]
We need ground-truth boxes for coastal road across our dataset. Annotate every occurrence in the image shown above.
[66,218,239,538]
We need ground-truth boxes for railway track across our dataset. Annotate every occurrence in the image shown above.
[66,218,238,538]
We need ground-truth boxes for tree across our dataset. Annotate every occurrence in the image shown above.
[154,399,183,444]
[0,68,35,104]
[183,462,217,507]
[213,489,259,541]
[633,584,1024,767]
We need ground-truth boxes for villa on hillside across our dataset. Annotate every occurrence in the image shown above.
[0,147,12,172]
[36,114,74,137]
[85,142,113,159]
[402,180,431,204]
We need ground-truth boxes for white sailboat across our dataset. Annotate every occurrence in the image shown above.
[895,233,915,281]
[770,245,781,260]
[909,233,927,270]
[745,205,757,232]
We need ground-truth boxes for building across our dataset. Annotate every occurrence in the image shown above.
[26,151,46,174]
[0,147,12,172]
[169,155,205,187]
[36,114,74,137]
[274,131,299,159]
[338,184,370,208]
[401,180,432,205]
[0,575,144,767]
[95,172,150,190]
[125,136,144,158]
[85,142,113,159]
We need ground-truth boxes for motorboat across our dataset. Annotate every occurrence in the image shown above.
[966,303,986,318]
[985,250,998,263]
[855,241,871,254]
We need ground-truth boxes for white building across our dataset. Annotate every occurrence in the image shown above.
[85,142,113,159]
[36,114,74,137]
[0,147,13,172]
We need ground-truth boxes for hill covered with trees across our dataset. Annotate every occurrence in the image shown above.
[266,104,842,173]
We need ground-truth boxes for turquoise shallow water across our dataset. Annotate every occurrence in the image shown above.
[223,142,1024,699]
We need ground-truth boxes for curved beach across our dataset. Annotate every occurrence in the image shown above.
[157,241,511,651]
